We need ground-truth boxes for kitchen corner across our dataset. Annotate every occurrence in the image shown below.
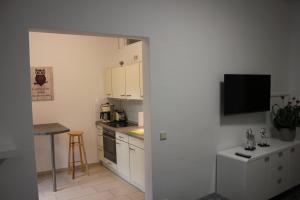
[95,118,145,192]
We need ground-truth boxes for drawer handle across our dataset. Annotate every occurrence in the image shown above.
[116,142,120,145]
[121,94,126,97]
[277,178,282,184]
[278,166,283,171]
[278,152,283,157]
[107,93,111,95]
[119,136,124,139]
[291,148,295,153]
[126,95,132,97]
[265,157,270,162]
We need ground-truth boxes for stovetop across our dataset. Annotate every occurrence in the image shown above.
[103,121,137,128]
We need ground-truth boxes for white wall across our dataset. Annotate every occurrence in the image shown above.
[288,0,300,137]
[0,1,292,200]
[29,32,117,172]
[289,1,300,98]
[117,41,143,65]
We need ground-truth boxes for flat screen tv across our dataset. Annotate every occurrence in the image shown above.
[224,74,271,115]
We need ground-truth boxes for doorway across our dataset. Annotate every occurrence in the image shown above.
[29,30,150,200]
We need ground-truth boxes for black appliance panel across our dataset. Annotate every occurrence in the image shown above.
[224,74,271,115]
[103,128,117,164]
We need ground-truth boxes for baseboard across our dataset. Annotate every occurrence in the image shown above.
[37,162,102,176]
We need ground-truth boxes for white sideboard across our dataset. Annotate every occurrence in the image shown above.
[217,139,300,200]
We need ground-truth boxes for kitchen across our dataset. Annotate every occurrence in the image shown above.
[30,31,145,200]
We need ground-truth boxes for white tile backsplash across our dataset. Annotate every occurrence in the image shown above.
[108,99,143,123]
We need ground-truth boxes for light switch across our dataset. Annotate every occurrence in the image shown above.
[160,131,167,141]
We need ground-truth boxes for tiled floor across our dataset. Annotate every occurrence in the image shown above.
[38,165,144,200]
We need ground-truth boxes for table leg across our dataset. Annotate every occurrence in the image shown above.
[50,134,57,192]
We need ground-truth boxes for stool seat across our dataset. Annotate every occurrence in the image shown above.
[67,131,89,179]
[68,131,83,136]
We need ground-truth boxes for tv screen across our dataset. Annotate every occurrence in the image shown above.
[224,74,271,115]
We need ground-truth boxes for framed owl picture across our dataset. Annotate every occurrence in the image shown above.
[30,66,54,101]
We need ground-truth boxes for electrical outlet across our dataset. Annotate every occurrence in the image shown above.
[160,131,167,141]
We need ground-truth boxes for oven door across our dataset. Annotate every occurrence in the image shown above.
[103,134,117,164]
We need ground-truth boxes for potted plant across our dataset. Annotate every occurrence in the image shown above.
[271,96,300,141]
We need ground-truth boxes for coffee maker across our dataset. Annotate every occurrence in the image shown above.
[100,103,114,122]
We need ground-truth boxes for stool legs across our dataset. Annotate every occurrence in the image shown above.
[68,134,71,174]
[78,135,84,172]
[68,133,89,179]
[80,135,89,175]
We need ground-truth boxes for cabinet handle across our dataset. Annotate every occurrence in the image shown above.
[126,95,132,97]
[116,142,120,145]
[278,152,283,157]
[278,166,283,171]
[107,93,111,95]
[129,147,135,151]
[121,94,126,97]
[277,178,282,184]
[119,136,124,139]
[265,157,270,162]
[291,148,295,153]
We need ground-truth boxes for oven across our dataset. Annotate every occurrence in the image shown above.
[103,128,117,164]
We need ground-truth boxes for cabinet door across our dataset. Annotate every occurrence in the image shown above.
[116,140,130,180]
[246,156,271,200]
[125,63,141,100]
[289,144,300,187]
[269,150,290,197]
[112,67,126,98]
[139,63,143,98]
[97,135,104,161]
[105,68,112,97]
[129,144,145,190]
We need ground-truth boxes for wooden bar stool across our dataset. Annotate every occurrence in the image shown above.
[67,131,89,179]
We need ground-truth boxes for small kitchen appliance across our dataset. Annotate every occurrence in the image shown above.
[114,110,127,122]
[100,103,114,122]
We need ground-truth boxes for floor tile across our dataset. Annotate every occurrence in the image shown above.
[37,165,144,200]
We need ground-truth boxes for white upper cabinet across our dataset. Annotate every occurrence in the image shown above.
[110,63,143,100]
[105,68,112,97]
[126,63,141,100]
[112,67,126,99]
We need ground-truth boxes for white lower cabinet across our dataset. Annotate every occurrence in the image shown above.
[217,139,300,200]
[96,126,104,162]
[116,139,130,180]
[269,150,290,196]
[129,144,145,191]
[114,131,145,191]
[289,144,300,187]
[246,156,271,200]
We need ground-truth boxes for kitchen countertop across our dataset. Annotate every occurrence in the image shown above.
[33,123,70,135]
[95,121,144,140]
